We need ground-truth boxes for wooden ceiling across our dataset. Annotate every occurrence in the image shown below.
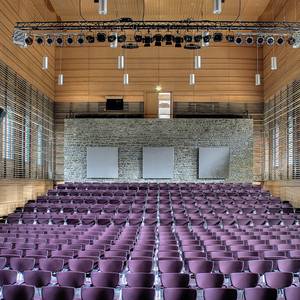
[47,0,271,21]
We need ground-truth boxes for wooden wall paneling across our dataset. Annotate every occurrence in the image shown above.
[0,180,53,216]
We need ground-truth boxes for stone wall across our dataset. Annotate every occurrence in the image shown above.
[64,119,253,182]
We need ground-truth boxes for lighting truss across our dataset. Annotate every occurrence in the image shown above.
[14,19,300,34]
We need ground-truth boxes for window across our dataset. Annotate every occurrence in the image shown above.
[2,108,14,160]
[158,92,172,119]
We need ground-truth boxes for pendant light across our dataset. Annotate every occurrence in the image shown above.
[194,55,201,69]
[58,47,64,86]
[213,0,222,14]
[42,56,48,70]
[118,55,125,69]
[189,73,196,85]
[123,73,129,85]
[255,44,261,86]
[271,56,278,70]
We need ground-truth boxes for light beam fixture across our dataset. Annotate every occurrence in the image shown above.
[213,0,222,15]
[42,56,48,70]
[271,56,278,70]
[98,0,108,15]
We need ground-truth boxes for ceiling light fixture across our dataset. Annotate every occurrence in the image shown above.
[77,35,85,45]
[42,56,48,70]
[194,55,201,69]
[86,35,95,43]
[213,0,222,15]
[226,35,235,43]
[123,73,129,85]
[277,36,285,45]
[234,35,243,45]
[58,73,64,86]
[66,35,74,45]
[271,56,278,70]
[189,73,196,85]
[155,85,162,92]
[35,36,44,45]
[213,32,223,42]
[266,36,275,46]
[202,32,211,46]
[98,0,108,15]
[25,36,33,46]
[245,36,254,45]
[256,36,265,46]
[118,55,125,69]
[96,32,106,42]
[46,36,53,46]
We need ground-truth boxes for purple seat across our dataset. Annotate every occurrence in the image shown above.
[91,272,119,288]
[284,287,300,300]
[99,259,124,273]
[68,259,94,273]
[126,273,155,287]
[244,288,277,300]
[39,258,64,273]
[0,257,7,269]
[196,273,224,288]
[41,286,74,300]
[161,273,190,288]
[203,288,237,300]
[248,260,273,274]
[0,270,17,286]
[265,272,293,289]
[122,287,155,300]
[10,258,35,272]
[2,285,34,300]
[128,260,153,273]
[81,287,114,300]
[57,271,85,288]
[158,260,183,273]
[230,273,259,289]
[187,260,213,273]
[163,288,197,300]
[23,270,51,288]
[218,260,244,275]
[277,259,300,273]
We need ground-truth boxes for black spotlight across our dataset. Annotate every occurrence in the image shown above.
[108,33,117,43]
[153,34,163,46]
[225,35,235,43]
[77,35,85,45]
[122,43,139,49]
[234,36,243,45]
[134,33,143,43]
[266,36,275,46]
[46,36,54,46]
[174,35,183,48]
[66,36,74,45]
[202,33,211,45]
[118,34,127,43]
[194,33,202,43]
[256,36,265,46]
[288,36,296,46]
[86,35,95,43]
[96,32,106,42]
[164,34,174,45]
[184,43,201,50]
[213,32,223,42]
[183,34,193,43]
[56,36,63,46]
[277,36,285,45]
[25,36,33,46]
[245,36,254,45]
[143,34,153,47]
[35,36,44,45]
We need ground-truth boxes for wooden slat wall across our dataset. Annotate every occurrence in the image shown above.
[55,44,263,103]
[0,179,53,216]
[0,0,56,99]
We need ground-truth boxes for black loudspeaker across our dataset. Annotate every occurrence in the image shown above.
[0,107,6,123]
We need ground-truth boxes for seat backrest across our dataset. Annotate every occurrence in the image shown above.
[81,287,114,300]
[3,285,35,300]
[42,286,75,300]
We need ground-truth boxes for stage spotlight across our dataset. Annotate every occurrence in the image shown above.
[25,36,33,46]
[184,34,193,43]
[234,35,243,45]
[175,35,183,48]
[194,33,202,43]
[118,34,126,43]
[246,36,254,45]
[202,32,211,46]
[134,32,143,43]
[266,36,275,46]
[143,34,153,47]
[56,36,63,46]
[108,33,117,42]
[86,35,95,43]
[184,43,201,50]
[153,34,163,46]
[77,35,85,45]
[46,36,54,46]
[277,36,285,45]
[66,36,74,45]
[122,43,139,49]
[288,36,296,46]
[213,32,223,42]
[256,36,265,46]
[164,34,174,45]
[226,35,235,43]
[35,36,44,45]
[96,32,106,42]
